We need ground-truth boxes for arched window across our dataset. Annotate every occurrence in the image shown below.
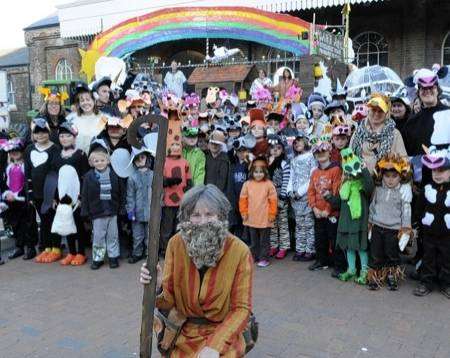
[442,32,450,65]
[353,32,388,67]
[55,58,73,80]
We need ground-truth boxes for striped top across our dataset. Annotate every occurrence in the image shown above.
[156,233,254,357]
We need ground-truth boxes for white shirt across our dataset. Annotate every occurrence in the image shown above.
[164,70,186,98]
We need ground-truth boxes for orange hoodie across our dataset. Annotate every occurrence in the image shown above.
[239,179,278,228]
[307,163,342,217]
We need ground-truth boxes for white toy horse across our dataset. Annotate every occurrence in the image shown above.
[94,56,127,91]
[205,45,244,63]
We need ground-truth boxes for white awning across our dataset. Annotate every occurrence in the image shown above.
[56,0,385,38]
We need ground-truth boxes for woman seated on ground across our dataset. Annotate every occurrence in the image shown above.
[140,184,253,358]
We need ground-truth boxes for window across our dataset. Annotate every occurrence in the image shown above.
[353,32,388,67]
[55,58,73,80]
[442,32,450,65]
[7,78,15,105]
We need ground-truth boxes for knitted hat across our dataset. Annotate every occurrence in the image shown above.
[307,92,327,110]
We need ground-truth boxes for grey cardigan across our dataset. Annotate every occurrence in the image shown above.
[126,168,153,222]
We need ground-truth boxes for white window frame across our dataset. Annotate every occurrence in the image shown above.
[55,58,73,80]
[353,31,388,67]
[442,31,450,65]
[7,78,15,105]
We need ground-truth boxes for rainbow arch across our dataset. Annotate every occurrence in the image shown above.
[88,7,311,58]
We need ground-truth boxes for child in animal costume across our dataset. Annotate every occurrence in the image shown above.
[267,135,291,259]
[239,158,278,267]
[1,138,38,261]
[307,138,346,275]
[126,135,154,264]
[368,154,412,290]
[288,133,317,261]
[204,130,230,194]
[248,108,269,157]
[181,126,205,186]
[81,147,124,270]
[160,141,192,255]
[51,122,90,266]
[25,117,60,263]
[330,121,352,164]
[336,148,374,285]
[413,146,450,298]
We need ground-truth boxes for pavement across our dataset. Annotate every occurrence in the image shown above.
[1,247,450,358]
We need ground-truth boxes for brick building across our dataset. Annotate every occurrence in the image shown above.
[3,0,450,117]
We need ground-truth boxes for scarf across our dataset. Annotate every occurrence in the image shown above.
[351,118,396,161]
[95,167,111,201]
[340,178,363,220]
[178,220,229,269]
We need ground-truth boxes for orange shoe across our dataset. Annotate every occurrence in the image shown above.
[60,254,76,266]
[35,250,50,263]
[44,248,62,263]
[71,254,87,266]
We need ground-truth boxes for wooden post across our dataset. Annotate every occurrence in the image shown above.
[128,114,168,358]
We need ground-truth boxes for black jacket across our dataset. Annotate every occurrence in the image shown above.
[81,167,124,219]
[205,151,230,194]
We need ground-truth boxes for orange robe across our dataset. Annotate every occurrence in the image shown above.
[156,233,254,357]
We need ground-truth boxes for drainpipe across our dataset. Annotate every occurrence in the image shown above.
[27,63,32,112]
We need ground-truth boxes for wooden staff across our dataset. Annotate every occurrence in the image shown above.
[128,114,168,357]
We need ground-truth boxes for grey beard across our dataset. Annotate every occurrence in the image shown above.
[178,220,229,269]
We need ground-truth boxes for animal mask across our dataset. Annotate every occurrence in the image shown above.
[341,148,363,177]
[206,87,220,104]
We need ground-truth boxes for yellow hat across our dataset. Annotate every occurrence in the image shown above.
[367,93,390,113]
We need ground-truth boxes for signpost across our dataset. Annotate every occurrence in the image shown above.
[313,28,345,61]
[127,114,168,358]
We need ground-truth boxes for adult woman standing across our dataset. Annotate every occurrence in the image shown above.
[271,68,297,99]
[350,93,407,174]
[389,93,411,139]
[39,90,67,144]
[140,184,253,358]
[66,83,103,154]
[250,69,273,99]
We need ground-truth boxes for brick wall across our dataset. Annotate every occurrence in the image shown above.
[25,25,82,111]
[1,65,31,122]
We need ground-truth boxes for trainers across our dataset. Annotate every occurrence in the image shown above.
[413,283,431,297]
[275,249,287,259]
[440,286,450,299]
[308,261,328,271]
[257,260,270,268]
[90,261,104,270]
[8,248,24,259]
[109,257,119,269]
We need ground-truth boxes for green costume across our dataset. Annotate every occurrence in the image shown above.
[182,146,206,186]
[337,148,374,285]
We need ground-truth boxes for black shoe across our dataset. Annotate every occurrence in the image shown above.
[292,253,302,262]
[387,274,398,291]
[128,255,142,264]
[440,286,450,299]
[331,269,344,278]
[23,247,37,260]
[8,248,24,259]
[413,283,431,297]
[368,281,380,291]
[91,261,104,270]
[109,257,119,269]
[308,261,328,271]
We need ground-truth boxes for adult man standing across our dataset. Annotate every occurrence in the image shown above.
[164,60,186,98]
